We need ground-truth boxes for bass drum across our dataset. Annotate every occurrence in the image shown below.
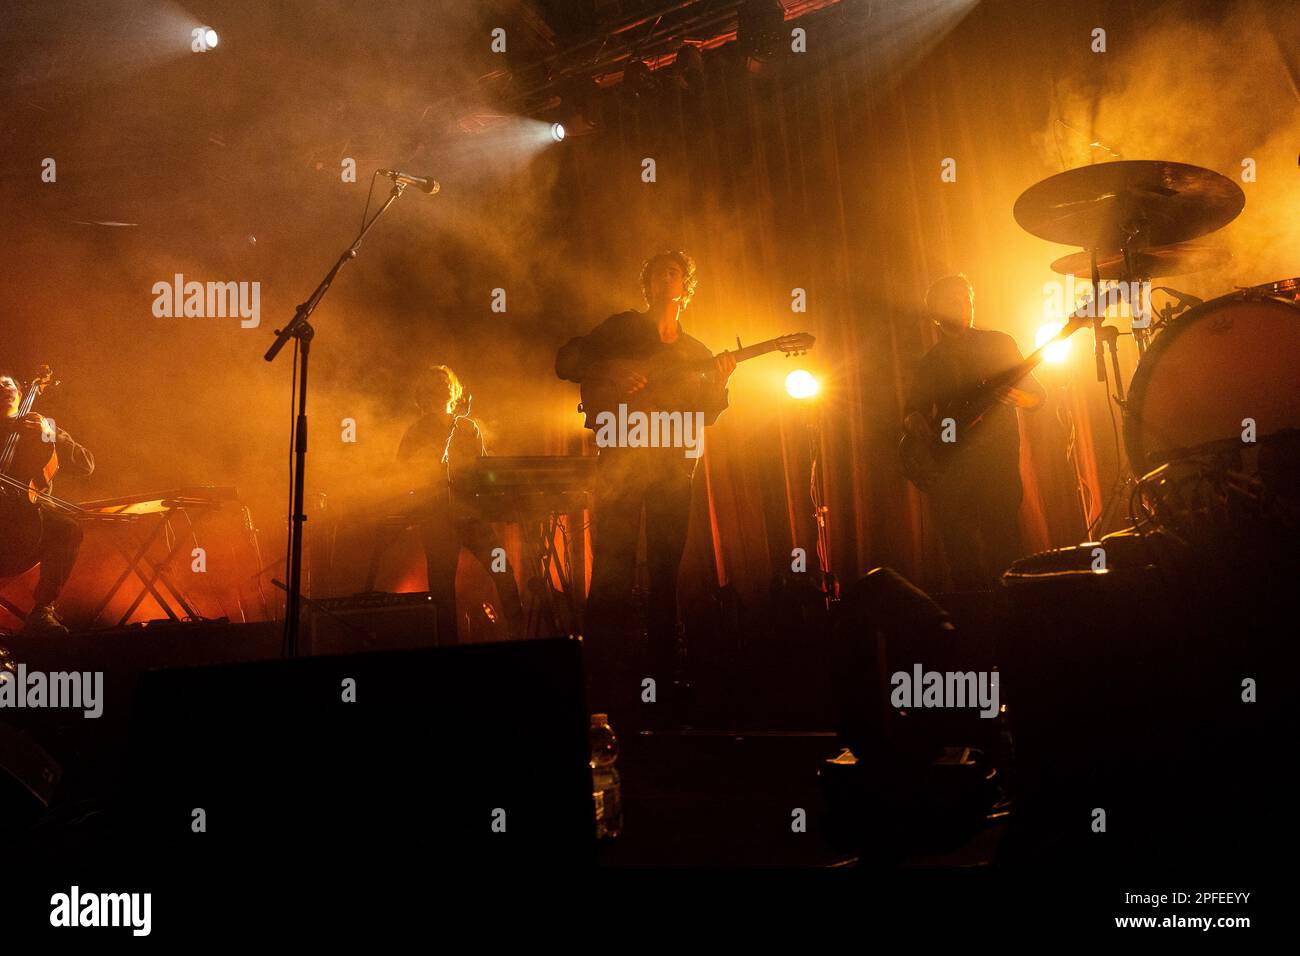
[1124,282,1300,473]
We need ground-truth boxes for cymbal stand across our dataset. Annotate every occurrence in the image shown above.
[1085,239,1139,536]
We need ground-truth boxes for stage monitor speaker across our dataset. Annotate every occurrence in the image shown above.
[997,539,1284,869]
[122,637,594,871]
[0,720,61,824]
[304,590,440,655]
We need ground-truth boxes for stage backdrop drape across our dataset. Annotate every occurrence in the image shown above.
[534,0,1300,618]
[3,0,1296,629]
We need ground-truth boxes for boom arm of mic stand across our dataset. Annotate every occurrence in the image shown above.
[264,182,407,363]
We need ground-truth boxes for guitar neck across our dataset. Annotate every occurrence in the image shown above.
[954,313,1094,427]
[715,338,782,366]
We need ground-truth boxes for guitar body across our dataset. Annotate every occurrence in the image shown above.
[578,353,710,430]
[898,428,943,492]
[576,332,816,431]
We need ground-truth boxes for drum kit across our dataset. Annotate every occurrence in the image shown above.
[1013,160,1300,537]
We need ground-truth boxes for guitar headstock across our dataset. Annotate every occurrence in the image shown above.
[776,332,816,356]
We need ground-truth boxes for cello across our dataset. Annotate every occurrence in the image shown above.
[0,366,60,577]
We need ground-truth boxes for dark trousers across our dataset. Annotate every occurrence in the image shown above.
[0,506,84,609]
[421,515,525,643]
[584,451,694,715]
[933,465,1024,590]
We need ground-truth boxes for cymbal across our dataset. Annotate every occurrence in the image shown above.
[1050,242,1230,280]
[1014,161,1244,249]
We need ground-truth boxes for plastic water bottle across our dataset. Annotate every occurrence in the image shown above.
[589,714,622,839]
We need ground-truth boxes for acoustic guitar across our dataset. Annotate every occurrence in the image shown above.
[577,332,815,430]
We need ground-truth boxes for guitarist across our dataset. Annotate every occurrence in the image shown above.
[0,371,95,636]
[903,275,1045,589]
[555,251,735,726]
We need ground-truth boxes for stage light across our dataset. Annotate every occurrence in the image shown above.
[550,123,565,143]
[786,369,819,400]
[622,59,656,99]
[204,28,219,49]
[1035,322,1071,364]
[670,43,705,92]
[554,77,604,136]
[738,0,786,71]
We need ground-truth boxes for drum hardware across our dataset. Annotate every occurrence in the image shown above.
[1087,321,1136,538]
[1130,432,1300,553]
[1015,161,1248,535]
[1013,160,1246,249]
[1234,276,1300,302]
[1050,243,1230,282]
[1123,289,1300,474]
[1142,286,1203,356]
[1015,160,1244,386]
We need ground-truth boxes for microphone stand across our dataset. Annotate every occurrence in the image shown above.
[264,181,408,657]
[1090,248,1106,383]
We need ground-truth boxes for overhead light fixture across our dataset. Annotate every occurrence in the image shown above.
[737,0,785,73]
[621,59,656,100]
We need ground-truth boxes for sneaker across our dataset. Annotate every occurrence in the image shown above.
[21,605,70,637]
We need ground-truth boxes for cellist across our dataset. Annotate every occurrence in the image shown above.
[0,371,95,636]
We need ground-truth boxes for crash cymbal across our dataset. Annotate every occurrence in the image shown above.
[1050,242,1230,280]
[1014,160,1244,249]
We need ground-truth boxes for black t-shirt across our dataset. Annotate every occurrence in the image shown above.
[555,310,729,425]
[905,328,1025,481]
[555,310,729,477]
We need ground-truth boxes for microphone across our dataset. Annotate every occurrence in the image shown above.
[377,169,440,195]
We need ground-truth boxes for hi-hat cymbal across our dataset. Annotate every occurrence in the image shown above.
[1050,242,1231,280]
[1014,160,1244,249]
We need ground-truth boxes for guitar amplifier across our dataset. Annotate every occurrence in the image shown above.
[304,591,440,656]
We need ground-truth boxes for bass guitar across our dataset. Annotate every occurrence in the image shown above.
[899,290,1120,491]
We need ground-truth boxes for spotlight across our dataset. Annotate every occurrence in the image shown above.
[738,0,785,72]
[550,123,565,143]
[1035,323,1071,364]
[785,369,820,400]
[551,77,603,137]
[204,28,219,49]
[670,43,705,91]
[622,59,656,99]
